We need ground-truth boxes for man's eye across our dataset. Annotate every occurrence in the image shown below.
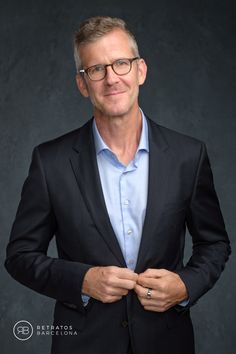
[91,65,104,73]
[115,59,129,66]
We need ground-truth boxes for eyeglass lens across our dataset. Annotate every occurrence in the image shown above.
[87,58,137,80]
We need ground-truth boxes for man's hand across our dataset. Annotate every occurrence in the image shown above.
[134,268,188,312]
[82,266,138,303]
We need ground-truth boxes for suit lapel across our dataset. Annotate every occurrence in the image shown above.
[70,119,126,267]
[135,119,170,273]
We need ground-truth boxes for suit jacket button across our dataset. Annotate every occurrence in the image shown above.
[121,320,128,328]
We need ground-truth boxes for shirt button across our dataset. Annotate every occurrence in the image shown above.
[128,260,134,266]
[127,229,133,235]
[121,320,128,328]
[124,199,130,205]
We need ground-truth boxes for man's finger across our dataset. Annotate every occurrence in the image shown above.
[106,286,129,296]
[139,268,169,278]
[111,278,137,290]
[116,268,139,281]
[101,295,123,304]
[134,284,159,299]
[137,276,162,290]
[134,283,144,296]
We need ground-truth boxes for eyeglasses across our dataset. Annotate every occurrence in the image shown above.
[79,57,140,81]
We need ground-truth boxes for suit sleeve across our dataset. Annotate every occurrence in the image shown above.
[176,143,231,307]
[5,147,92,313]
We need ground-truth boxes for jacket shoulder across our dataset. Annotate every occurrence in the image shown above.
[147,118,205,151]
[34,119,92,159]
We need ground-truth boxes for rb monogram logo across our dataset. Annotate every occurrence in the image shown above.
[13,320,33,341]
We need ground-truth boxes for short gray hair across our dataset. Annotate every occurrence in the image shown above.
[74,16,140,72]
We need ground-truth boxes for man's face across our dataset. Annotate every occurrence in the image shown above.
[76,29,147,119]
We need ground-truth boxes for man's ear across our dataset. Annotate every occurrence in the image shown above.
[76,74,90,97]
[137,58,147,86]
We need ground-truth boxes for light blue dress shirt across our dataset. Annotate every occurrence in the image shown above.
[93,109,149,270]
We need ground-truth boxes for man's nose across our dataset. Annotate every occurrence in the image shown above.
[105,65,119,84]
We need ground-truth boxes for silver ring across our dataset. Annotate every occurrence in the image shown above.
[146,288,152,299]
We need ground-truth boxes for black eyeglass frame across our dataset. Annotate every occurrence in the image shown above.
[79,57,140,81]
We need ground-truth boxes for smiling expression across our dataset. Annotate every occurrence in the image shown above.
[76,29,147,119]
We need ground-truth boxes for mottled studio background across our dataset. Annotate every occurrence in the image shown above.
[0,0,235,353]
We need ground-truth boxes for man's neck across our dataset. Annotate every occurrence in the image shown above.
[94,107,142,166]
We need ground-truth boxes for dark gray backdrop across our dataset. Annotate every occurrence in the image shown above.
[1,0,235,353]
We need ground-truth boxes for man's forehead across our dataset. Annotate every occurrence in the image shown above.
[79,29,134,65]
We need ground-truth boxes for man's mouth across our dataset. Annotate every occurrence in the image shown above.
[104,91,125,96]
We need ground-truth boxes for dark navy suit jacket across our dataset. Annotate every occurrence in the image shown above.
[5,117,231,354]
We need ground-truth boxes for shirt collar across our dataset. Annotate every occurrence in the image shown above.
[92,108,149,155]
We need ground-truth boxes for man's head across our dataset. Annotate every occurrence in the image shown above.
[74,16,147,119]
[74,16,140,72]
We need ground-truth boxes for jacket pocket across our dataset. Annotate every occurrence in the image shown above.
[165,307,191,329]
[53,301,86,332]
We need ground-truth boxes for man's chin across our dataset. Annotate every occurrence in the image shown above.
[96,103,135,118]
[95,108,129,119]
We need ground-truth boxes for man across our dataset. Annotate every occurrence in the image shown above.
[5,16,230,354]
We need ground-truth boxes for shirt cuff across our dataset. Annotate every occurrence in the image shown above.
[81,293,90,307]
[178,298,189,307]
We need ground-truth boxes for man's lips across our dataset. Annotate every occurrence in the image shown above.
[104,91,125,96]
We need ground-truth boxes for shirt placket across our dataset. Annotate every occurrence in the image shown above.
[120,164,137,270]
